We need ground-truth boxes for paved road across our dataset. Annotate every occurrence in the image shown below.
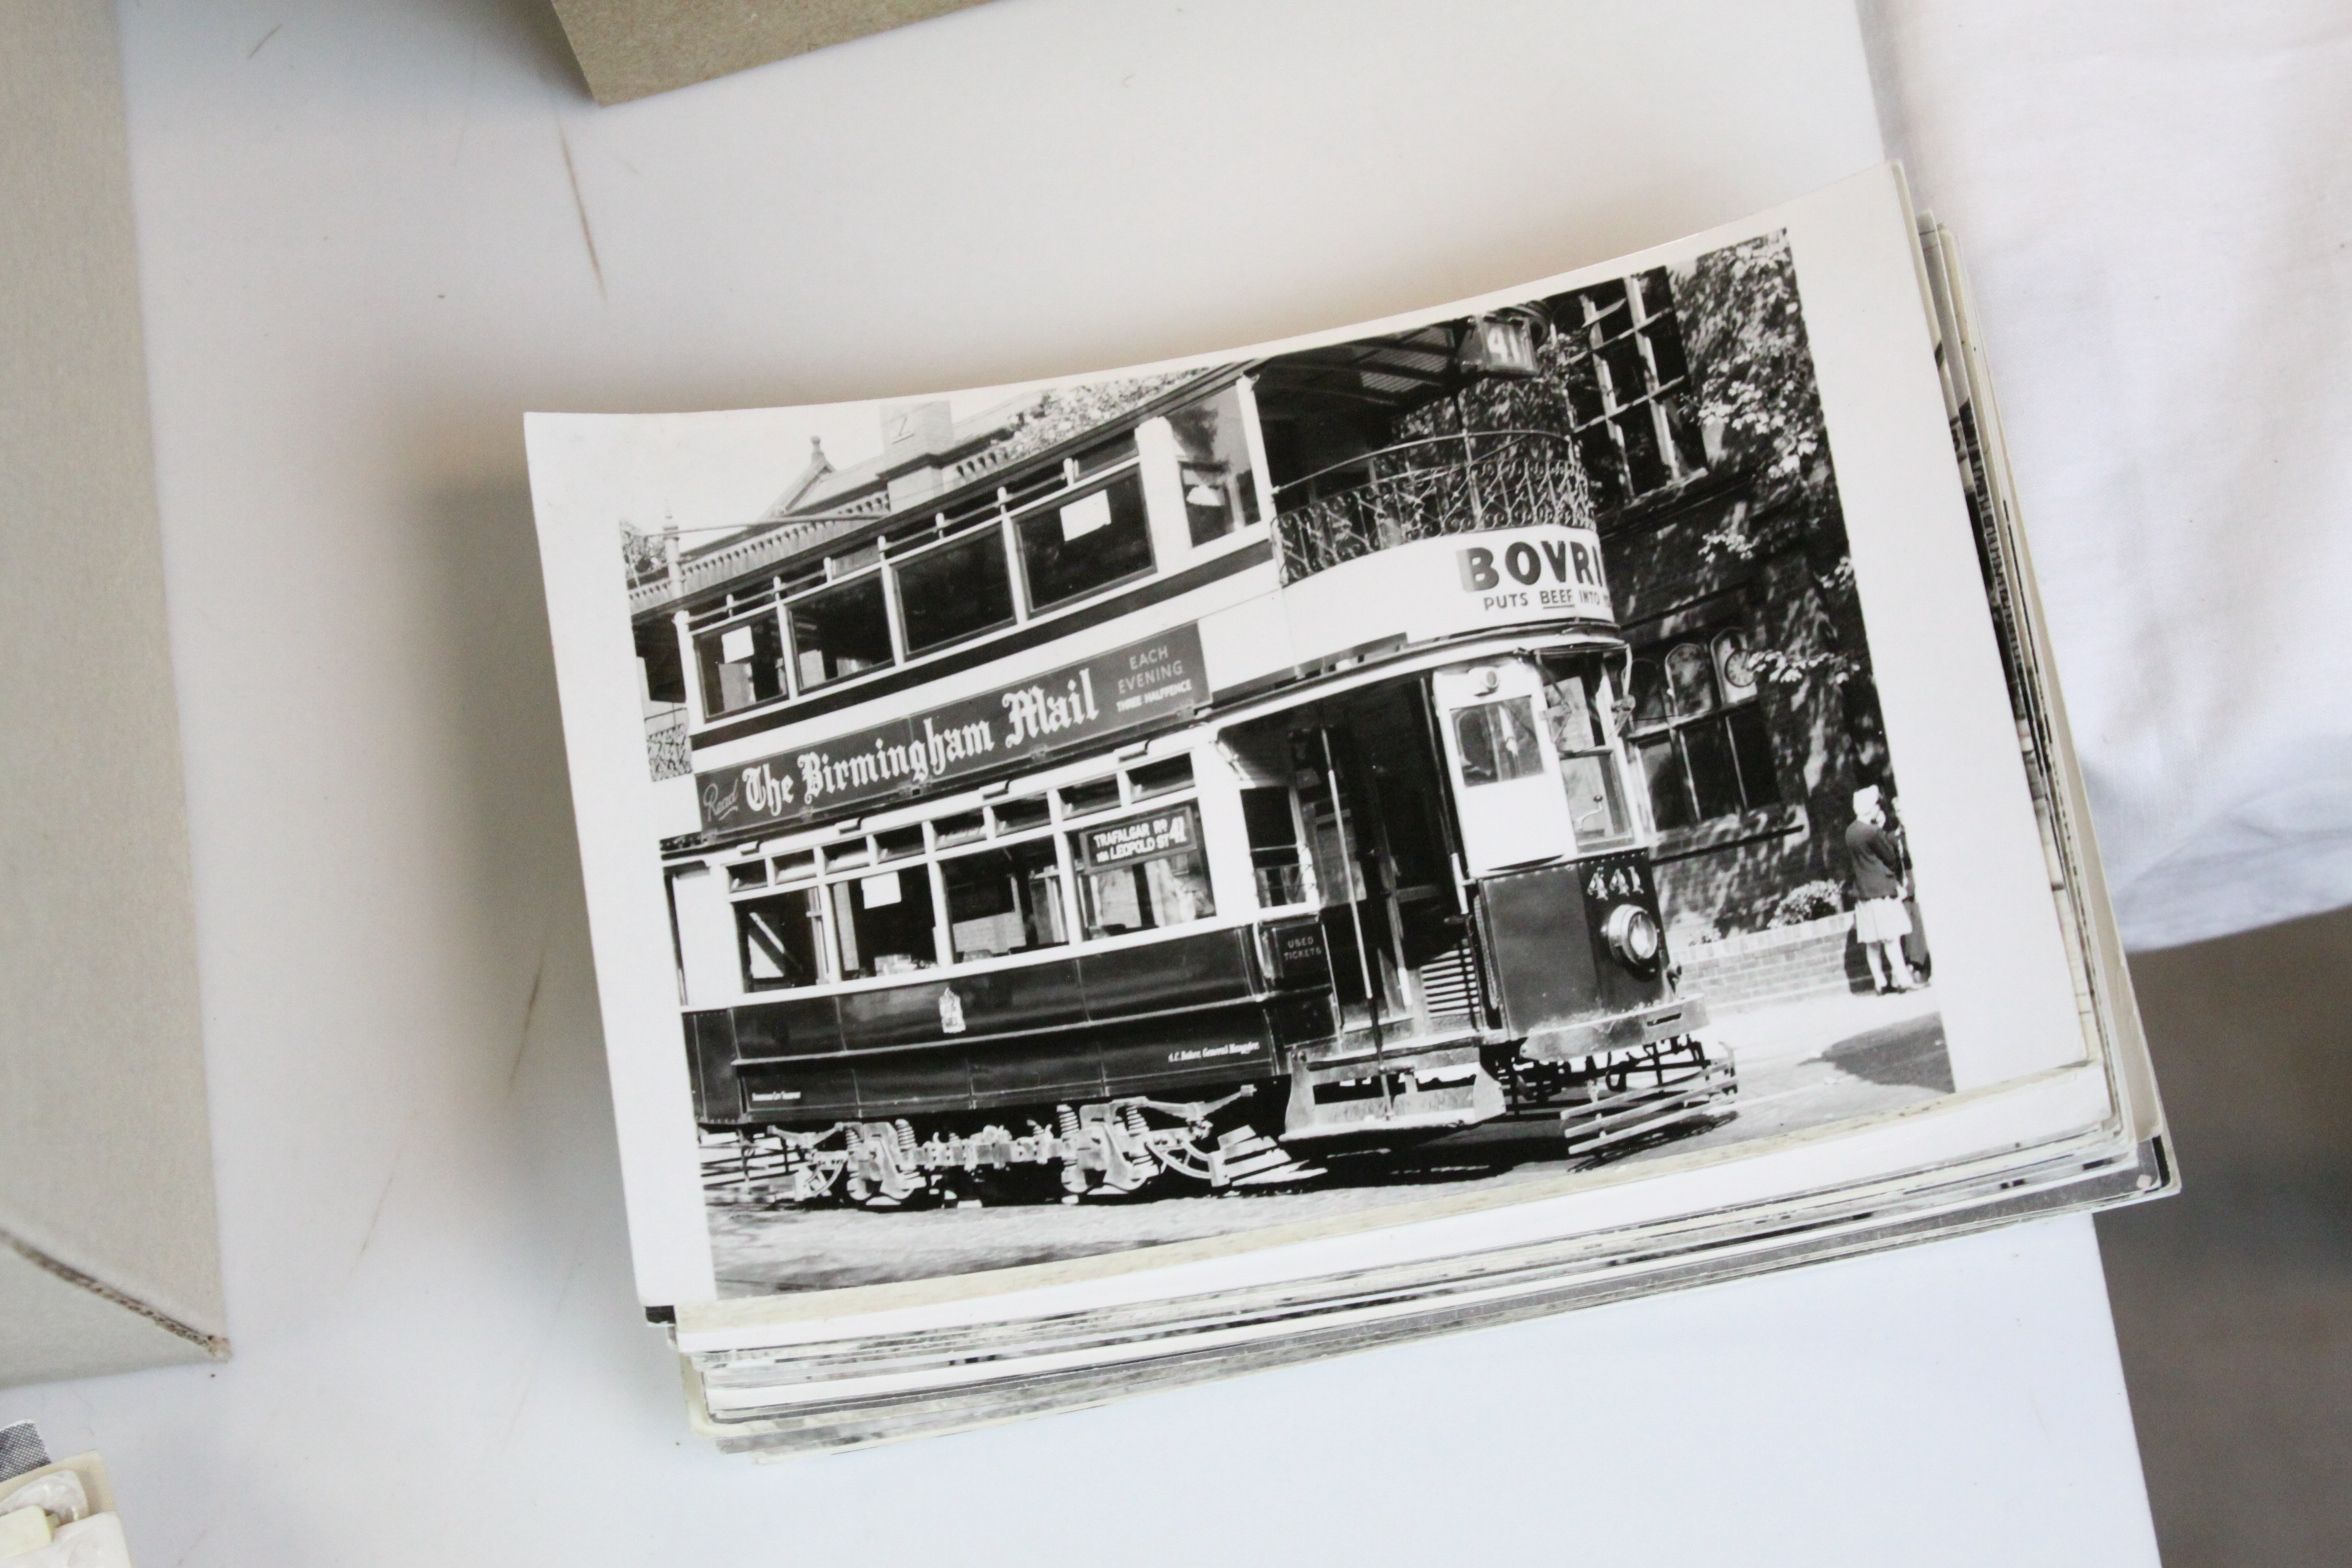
[709,989,1950,1296]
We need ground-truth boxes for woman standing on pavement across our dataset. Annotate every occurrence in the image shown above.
[1845,785,1918,994]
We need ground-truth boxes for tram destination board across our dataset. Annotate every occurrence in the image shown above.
[696,625,1207,835]
[1079,807,1197,868]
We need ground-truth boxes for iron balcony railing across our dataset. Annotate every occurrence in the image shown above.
[1271,428,1594,584]
[645,703,692,782]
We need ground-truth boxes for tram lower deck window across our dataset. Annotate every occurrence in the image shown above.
[831,866,939,978]
[942,840,1067,961]
[1127,755,1195,799]
[991,796,1052,835]
[737,887,824,991]
[1241,786,1308,906]
[875,824,927,862]
[932,809,986,848]
[1072,804,1215,939]
[1058,775,1123,818]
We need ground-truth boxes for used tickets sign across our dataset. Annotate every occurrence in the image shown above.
[696,626,1207,835]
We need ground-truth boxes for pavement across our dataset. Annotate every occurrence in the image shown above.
[707,986,1951,1295]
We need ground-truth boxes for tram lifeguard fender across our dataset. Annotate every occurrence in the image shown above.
[1479,859,1693,1056]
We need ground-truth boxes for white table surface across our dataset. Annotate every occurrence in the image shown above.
[12,2,2156,1561]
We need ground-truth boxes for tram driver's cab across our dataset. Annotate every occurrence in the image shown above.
[1430,644,1697,1052]
[1432,651,1639,874]
[1250,638,1715,1145]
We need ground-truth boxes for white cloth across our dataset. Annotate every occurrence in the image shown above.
[1856,896,1914,945]
[1863,1,2352,949]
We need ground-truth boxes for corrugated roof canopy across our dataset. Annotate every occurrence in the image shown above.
[1253,324,1466,411]
[1252,304,1556,415]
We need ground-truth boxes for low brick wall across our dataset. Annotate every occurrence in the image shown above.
[1675,912,1873,1012]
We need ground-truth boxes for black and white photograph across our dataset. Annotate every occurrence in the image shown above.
[525,166,2143,1461]
[604,230,1956,1295]
[39,0,2352,1555]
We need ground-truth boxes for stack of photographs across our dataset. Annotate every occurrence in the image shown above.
[524,165,2169,1454]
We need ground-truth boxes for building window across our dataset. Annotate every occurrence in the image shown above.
[1241,786,1309,907]
[1453,698,1545,786]
[1558,268,1706,502]
[1628,626,1779,831]
[736,887,824,991]
[1016,470,1154,611]
[941,839,1068,961]
[696,612,786,717]
[1070,803,1215,939]
[788,574,893,690]
[829,865,939,978]
[1168,385,1263,546]
[896,528,1015,655]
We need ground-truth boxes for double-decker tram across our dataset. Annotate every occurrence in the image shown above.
[646,326,1736,1207]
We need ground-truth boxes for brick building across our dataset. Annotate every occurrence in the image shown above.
[1551,232,1896,944]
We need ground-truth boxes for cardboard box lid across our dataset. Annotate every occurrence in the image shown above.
[1,0,227,1386]
[552,0,999,105]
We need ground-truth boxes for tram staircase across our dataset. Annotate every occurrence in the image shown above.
[1282,932,1505,1141]
[1416,934,1481,1021]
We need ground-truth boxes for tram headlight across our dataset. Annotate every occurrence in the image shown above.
[1602,903,1663,971]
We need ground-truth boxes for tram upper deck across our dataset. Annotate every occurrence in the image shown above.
[649,348,1636,1017]
[635,341,1602,772]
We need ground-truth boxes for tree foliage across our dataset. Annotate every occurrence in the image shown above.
[1674,233,1861,691]
[619,521,669,589]
[1676,233,1835,521]
[991,371,1196,466]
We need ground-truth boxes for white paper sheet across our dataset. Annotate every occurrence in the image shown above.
[1863,0,2352,948]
